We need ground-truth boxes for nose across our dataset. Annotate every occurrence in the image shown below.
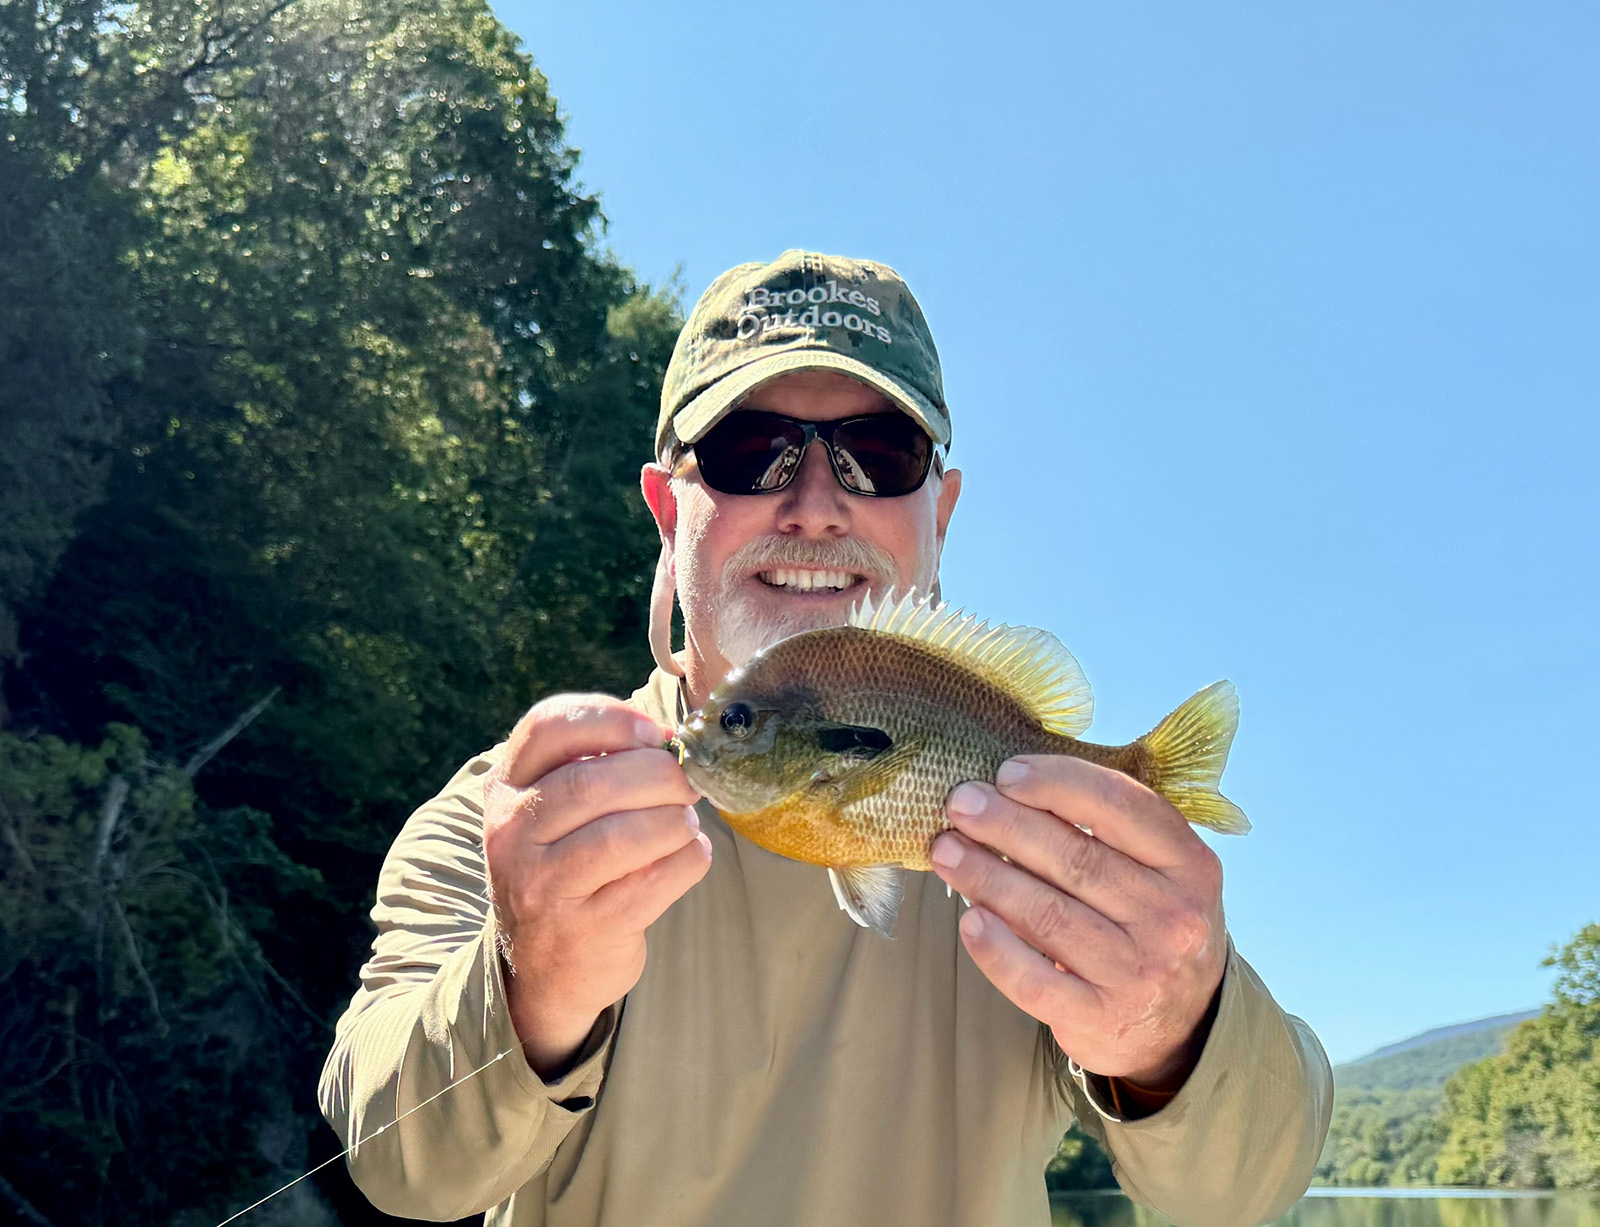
[773,436,851,537]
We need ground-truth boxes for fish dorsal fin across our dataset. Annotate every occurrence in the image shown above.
[848,589,1094,737]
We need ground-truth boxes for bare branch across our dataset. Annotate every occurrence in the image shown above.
[110,896,168,1038]
[175,0,301,84]
[92,776,131,879]
[0,794,35,874]
[184,687,281,779]
[0,1053,73,1112]
[0,1170,58,1227]
[193,867,325,1028]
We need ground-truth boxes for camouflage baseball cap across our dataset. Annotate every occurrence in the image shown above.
[655,250,951,459]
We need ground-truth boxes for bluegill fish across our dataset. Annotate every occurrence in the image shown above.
[677,590,1248,937]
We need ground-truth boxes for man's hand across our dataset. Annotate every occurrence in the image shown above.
[483,693,711,1079]
[930,755,1226,1090]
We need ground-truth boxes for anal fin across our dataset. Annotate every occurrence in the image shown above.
[827,865,906,938]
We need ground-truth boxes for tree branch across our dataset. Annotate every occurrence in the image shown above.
[0,1170,58,1227]
[0,1052,73,1113]
[183,686,281,779]
[161,863,325,1028]
[110,896,168,1037]
[91,776,131,880]
[0,793,34,873]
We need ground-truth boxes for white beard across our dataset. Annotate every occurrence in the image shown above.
[705,534,938,669]
[715,599,841,669]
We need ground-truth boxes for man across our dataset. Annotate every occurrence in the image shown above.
[319,250,1332,1227]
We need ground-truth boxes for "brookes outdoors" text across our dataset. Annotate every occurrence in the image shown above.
[737,280,891,345]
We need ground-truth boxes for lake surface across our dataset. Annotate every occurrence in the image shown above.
[1051,1190,1600,1227]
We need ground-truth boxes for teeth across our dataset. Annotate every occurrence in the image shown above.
[757,568,857,591]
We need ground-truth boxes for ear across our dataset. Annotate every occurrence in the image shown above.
[641,462,678,544]
[927,466,962,601]
[934,466,962,551]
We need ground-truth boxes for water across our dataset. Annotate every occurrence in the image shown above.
[1051,1190,1600,1227]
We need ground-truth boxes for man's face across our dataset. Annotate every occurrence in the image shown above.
[642,370,962,691]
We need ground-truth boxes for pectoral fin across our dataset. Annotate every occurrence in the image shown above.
[827,865,906,938]
[821,735,924,809]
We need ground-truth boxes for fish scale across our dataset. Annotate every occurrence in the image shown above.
[816,631,1072,867]
[677,590,1248,936]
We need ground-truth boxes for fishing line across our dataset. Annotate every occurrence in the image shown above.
[213,1045,519,1226]
[221,730,689,1222]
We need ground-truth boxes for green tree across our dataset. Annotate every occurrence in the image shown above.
[1314,1085,1448,1188]
[1548,924,1600,1010]
[0,719,324,1224]
[0,0,299,682]
[1,0,679,1219]
[1046,1123,1118,1193]
[1434,925,1600,1190]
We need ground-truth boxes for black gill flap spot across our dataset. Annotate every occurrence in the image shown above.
[816,723,893,760]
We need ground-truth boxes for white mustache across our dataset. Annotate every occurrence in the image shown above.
[710,536,907,668]
[722,534,898,583]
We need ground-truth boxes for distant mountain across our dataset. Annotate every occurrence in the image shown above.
[1316,1009,1542,1186]
[1336,1010,1539,1093]
[1350,1011,1542,1065]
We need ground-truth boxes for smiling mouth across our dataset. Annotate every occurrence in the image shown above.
[754,568,864,593]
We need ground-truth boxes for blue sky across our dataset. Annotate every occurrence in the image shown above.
[495,2,1600,1064]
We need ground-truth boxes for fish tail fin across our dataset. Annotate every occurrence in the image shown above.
[1137,680,1251,835]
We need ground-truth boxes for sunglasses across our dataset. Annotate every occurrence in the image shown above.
[686,409,937,498]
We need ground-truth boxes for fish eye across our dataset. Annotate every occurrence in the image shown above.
[720,702,755,738]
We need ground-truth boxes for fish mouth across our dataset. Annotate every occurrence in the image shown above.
[676,716,711,768]
[675,733,726,806]
[750,567,868,596]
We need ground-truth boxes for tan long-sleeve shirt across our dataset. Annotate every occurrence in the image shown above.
[319,668,1332,1227]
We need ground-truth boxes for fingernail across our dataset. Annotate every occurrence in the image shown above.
[695,831,713,855]
[996,759,1030,788]
[636,717,662,745]
[947,782,988,817]
[685,805,700,832]
[930,834,965,871]
[959,906,985,938]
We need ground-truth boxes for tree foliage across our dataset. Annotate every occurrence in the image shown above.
[1434,926,1600,1190]
[0,722,326,1223]
[1315,925,1600,1191]
[1315,1085,1450,1188]
[1046,1123,1117,1193]
[0,0,679,1219]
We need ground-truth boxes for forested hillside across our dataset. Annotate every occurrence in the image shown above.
[1434,926,1600,1189]
[1338,1013,1538,1094]
[0,0,678,1221]
[1316,926,1600,1190]
[1314,1009,1536,1187]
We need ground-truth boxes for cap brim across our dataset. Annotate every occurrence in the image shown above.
[668,350,951,453]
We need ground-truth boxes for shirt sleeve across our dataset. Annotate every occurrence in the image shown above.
[317,747,617,1220]
[1065,940,1334,1227]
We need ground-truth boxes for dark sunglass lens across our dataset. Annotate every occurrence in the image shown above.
[696,414,806,493]
[830,416,933,496]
